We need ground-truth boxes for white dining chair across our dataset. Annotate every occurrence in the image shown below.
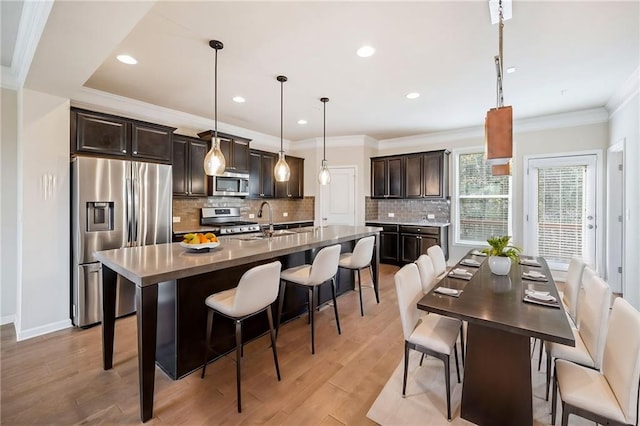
[551,297,640,426]
[338,235,376,316]
[201,260,282,413]
[394,263,462,420]
[544,269,611,401]
[427,245,448,280]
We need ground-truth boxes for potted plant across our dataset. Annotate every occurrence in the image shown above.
[482,235,521,275]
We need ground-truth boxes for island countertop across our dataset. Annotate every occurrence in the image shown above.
[95,225,381,287]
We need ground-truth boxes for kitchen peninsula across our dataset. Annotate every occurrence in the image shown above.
[95,225,381,422]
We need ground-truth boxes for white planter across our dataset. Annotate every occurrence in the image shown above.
[488,256,512,275]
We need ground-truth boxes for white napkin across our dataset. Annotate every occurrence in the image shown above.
[471,249,487,256]
[460,258,481,266]
[525,291,556,302]
[520,258,541,266]
[435,287,462,296]
[452,268,472,276]
[524,270,545,278]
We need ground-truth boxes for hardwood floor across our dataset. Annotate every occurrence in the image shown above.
[1,264,404,425]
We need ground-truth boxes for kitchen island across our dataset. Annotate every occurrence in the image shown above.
[95,225,381,422]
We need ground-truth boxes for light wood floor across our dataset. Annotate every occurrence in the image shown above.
[1,264,404,425]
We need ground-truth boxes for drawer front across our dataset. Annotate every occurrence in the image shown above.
[399,225,439,235]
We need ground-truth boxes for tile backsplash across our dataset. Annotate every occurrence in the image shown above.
[365,197,450,223]
[173,197,315,229]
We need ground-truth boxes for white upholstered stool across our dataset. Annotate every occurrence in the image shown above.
[338,235,377,316]
[201,260,282,413]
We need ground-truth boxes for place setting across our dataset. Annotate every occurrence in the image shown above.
[434,286,463,297]
[459,257,483,268]
[519,257,542,267]
[448,267,474,280]
[522,269,548,282]
[523,289,560,308]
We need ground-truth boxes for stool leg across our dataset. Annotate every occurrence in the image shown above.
[201,309,214,379]
[266,307,281,381]
[402,341,409,396]
[538,338,544,370]
[276,280,286,338]
[357,269,364,316]
[331,277,341,335]
[453,343,461,383]
[310,286,317,354]
[546,347,552,401]
[235,319,242,413]
[369,264,379,304]
[444,354,452,421]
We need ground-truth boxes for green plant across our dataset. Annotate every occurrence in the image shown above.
[482,235,521,262]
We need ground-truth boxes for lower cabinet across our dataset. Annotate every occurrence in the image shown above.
[367,222,449,265]
[400,226,440,263]
[366,223,400,264]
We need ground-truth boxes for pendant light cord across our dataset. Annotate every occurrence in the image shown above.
[214,47,218,142]
[280,79,284,153]
[323,101,326,161]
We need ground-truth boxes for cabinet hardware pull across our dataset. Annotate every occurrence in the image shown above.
[133,151,138,155]
[122,150,127,153]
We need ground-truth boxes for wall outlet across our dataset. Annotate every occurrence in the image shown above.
[283,212,288,217]
[388,212,395,218]
[249,213,255,219]
[172,216,181,223]
[427,214,435,220]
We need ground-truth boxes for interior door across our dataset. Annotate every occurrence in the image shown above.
[320,166,356,226]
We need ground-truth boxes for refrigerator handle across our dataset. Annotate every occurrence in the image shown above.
[125,176,133,246]
[132,173,139,246]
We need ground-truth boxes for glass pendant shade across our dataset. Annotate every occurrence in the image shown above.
[318,159,331,185]
[204,138,226,176]
[274,151,291,182]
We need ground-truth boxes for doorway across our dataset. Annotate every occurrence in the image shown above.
[319,166,356,226]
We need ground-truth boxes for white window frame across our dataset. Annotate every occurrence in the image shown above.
[453,146,513,246]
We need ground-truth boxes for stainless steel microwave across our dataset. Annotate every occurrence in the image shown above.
[211,172,250,196]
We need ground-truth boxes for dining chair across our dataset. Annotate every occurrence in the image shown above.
[544,268,611,401]
[551,297,640,426]
[277,244,342,354]
[427,245,448,279]
[394,263,462,420]
[338,235,377,316]
[201,260,282,413]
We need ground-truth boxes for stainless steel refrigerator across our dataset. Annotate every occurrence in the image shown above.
[71,156,172,327]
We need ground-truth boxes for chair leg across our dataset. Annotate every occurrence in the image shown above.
[276,280,286,338]
[402,341,410,396]
[551,362,558,425]
[460,323,465,367]
[369,265,380,304]
[357,269,364,316]
[560,401,569,426]
[545,348,552,401]
[310,286,317,354]
[453,343,461,383]
[201,309,214,378]
[419,353,425,366]
[331,277,341,334]
[235,319,242,413]
[538,339,544,371]
[444,354,452,421]
[266,308,281,381]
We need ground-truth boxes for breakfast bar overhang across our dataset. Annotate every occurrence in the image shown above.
[95,225,381,422]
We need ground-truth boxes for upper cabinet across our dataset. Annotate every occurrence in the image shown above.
[197,130,251,174]
[172,135,208,197]
[275,155,304,199]
[404,150,449,199]
[371,156,404,199]
[71,108,175,164]
[249,150,276,198]
[372,150,449,200]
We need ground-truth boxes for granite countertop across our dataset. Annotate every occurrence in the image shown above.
[95,225,382,287]
[172,219,314,235]
[365,219,451,227]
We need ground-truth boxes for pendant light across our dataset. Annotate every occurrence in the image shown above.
[318,97,331,185]
[274,75,291,182]
[485,0,512,166]
[204,40,226,176]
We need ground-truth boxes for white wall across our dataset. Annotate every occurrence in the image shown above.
[1,87,19,324]
[17,89,71,339]
[608,90,640,309]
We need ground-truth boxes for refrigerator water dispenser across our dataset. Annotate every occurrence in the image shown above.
[87,201,114,232]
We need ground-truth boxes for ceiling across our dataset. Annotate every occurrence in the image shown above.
[10,1,640,141]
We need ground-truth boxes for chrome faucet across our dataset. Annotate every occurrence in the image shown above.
[257,201,274,235]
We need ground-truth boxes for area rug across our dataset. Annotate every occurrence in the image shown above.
[367,344,594,425]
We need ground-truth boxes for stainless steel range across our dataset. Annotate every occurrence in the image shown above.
[200,207,260,235]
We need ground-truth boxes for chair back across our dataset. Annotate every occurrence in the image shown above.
[602,298,640,425]
[577,271,611,369]
[308,244,341,285]
[563,256,586,324]
[415,254,436,294]
[427,245,447,277]
[233,261,282,317]
[349,236,375,269]
[394,263,423,340]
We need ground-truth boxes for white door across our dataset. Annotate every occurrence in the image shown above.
[524,154,598,271]
[320,166,356,226]
[606,142,624,293]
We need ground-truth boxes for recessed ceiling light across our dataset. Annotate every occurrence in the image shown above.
[116,54,137,65]
[356,45,375,58]
[232,96,245,103]
[506,67,516,74]
[297,119,308,125]
[406,92,420,99]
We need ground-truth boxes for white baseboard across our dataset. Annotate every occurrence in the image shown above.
[1,314,16,326]
[16,319,72,341]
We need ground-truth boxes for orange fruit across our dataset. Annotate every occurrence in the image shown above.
[199,234,207,243]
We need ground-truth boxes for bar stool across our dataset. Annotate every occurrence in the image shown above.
[278,244,341,354]
[338,235,377,316]
[201,260,282,413]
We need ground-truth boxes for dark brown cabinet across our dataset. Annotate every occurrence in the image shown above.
[404,150,449,199]
[371,156,403,199]
[275,155,304,198]
[197,131,251,174]
[71,108,175,163]
[366,223,400,263]
[172,135,208,197]
[249,150,276,198]
[400,225,440,263]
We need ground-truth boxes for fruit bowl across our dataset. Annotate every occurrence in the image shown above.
[179,241,220,252]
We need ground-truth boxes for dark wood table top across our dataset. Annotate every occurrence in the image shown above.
[417,252,575,346]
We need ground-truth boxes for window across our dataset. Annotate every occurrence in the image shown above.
[455,150,511,245]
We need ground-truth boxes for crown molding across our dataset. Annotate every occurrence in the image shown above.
[606,67,639,117]
[11,0,53,88]
[293,135,376,151]
[1,66,18,90]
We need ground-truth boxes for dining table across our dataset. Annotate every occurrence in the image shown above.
[417,250,575,426]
